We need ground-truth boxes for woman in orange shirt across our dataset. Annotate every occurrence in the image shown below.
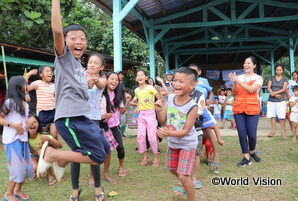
[228,56,263,167]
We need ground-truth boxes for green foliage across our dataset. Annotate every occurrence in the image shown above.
[261,56,298,86]
[0,0,163,71]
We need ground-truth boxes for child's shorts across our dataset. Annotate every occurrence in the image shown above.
[213,113,221,120]
[166,147,196,175]
[290,112,298,123]
[38,109,55,127]
[5,140,34,182]
[55,116,109,164]
[202,109,217,129]
[223,110,234,120]
[195,134,203,156]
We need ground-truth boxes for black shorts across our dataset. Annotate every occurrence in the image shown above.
[38,109,55,127]
[55,116,110,164]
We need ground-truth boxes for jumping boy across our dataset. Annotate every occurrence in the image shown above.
[155,67,198,201]
[37,1,109,200]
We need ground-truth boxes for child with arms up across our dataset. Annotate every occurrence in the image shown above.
[37,1,108,200]
[155,67,198,201]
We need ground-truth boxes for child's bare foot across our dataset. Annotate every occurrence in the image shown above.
[292,137,296,142]
[282,134,287,139]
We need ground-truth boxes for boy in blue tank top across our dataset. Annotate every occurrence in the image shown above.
[155,67,198,201]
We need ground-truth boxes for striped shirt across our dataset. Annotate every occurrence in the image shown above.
[31,80,55,112]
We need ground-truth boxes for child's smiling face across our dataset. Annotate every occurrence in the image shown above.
[65,30,87,59]
[107,73,119,91]
[136,71,148,85]
[172,72,195,96]
[87,56,104,75]
[40,66,53,82]
[28,116,39,136]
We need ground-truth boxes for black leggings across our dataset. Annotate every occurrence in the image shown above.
[71,163,101,189]
[110,126,125,159]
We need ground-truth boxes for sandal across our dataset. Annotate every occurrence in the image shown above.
[173,187,186,196]
[48,178,57,186]
[140,157,148,166]
[151,160,160,167]
[211,161,219,174]
[14,194,31,201]
[69,188,82,201]
[118,170,126,177]
[268,132,275,137]
[94,186,104,201]
[219,126,224,129]
[205,160,211,166]
[103,178,117,184]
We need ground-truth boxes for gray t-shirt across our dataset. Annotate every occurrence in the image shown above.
[54,44,90,121]
[166,94,198,149]
[268,76,288,102]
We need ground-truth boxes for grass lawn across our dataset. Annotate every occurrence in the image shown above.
[0,135,297,201]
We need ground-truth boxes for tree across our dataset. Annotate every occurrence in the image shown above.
[0,0,75,48]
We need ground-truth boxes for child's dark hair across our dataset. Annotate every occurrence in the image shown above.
[292,85,298,92]
[39,65,53,75]
[63,24,88,40]
[89,53,106,66]
[215,97,219,101]
[103,72,125,113]
[176,67,198,82]
[2,76,26,116]
[188,63,201,71]
[28,115,43,134]
[275,64,284,71]
[226,88,232,92]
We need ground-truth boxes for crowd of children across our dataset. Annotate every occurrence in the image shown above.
[1,1,297,201]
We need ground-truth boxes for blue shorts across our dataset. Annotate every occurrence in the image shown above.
[223,110,234,120]
[213,113,221,120]
[202,109,216,129]
[55,116,110,164]
[38,109,55,127]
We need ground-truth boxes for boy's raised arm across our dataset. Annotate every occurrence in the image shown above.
[52,0,65,56]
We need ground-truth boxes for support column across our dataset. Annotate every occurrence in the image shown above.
[164,43,169,72]
[289,32,295,73]
[271,51,275,76]
[113,0,122,72]
[149,19,155,79]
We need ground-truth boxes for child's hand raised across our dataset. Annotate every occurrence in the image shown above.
[156,76,164,83]
[154,85,161,92]
[154,99,164,112]
[157,127,169,138]
[28,69,38,76]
